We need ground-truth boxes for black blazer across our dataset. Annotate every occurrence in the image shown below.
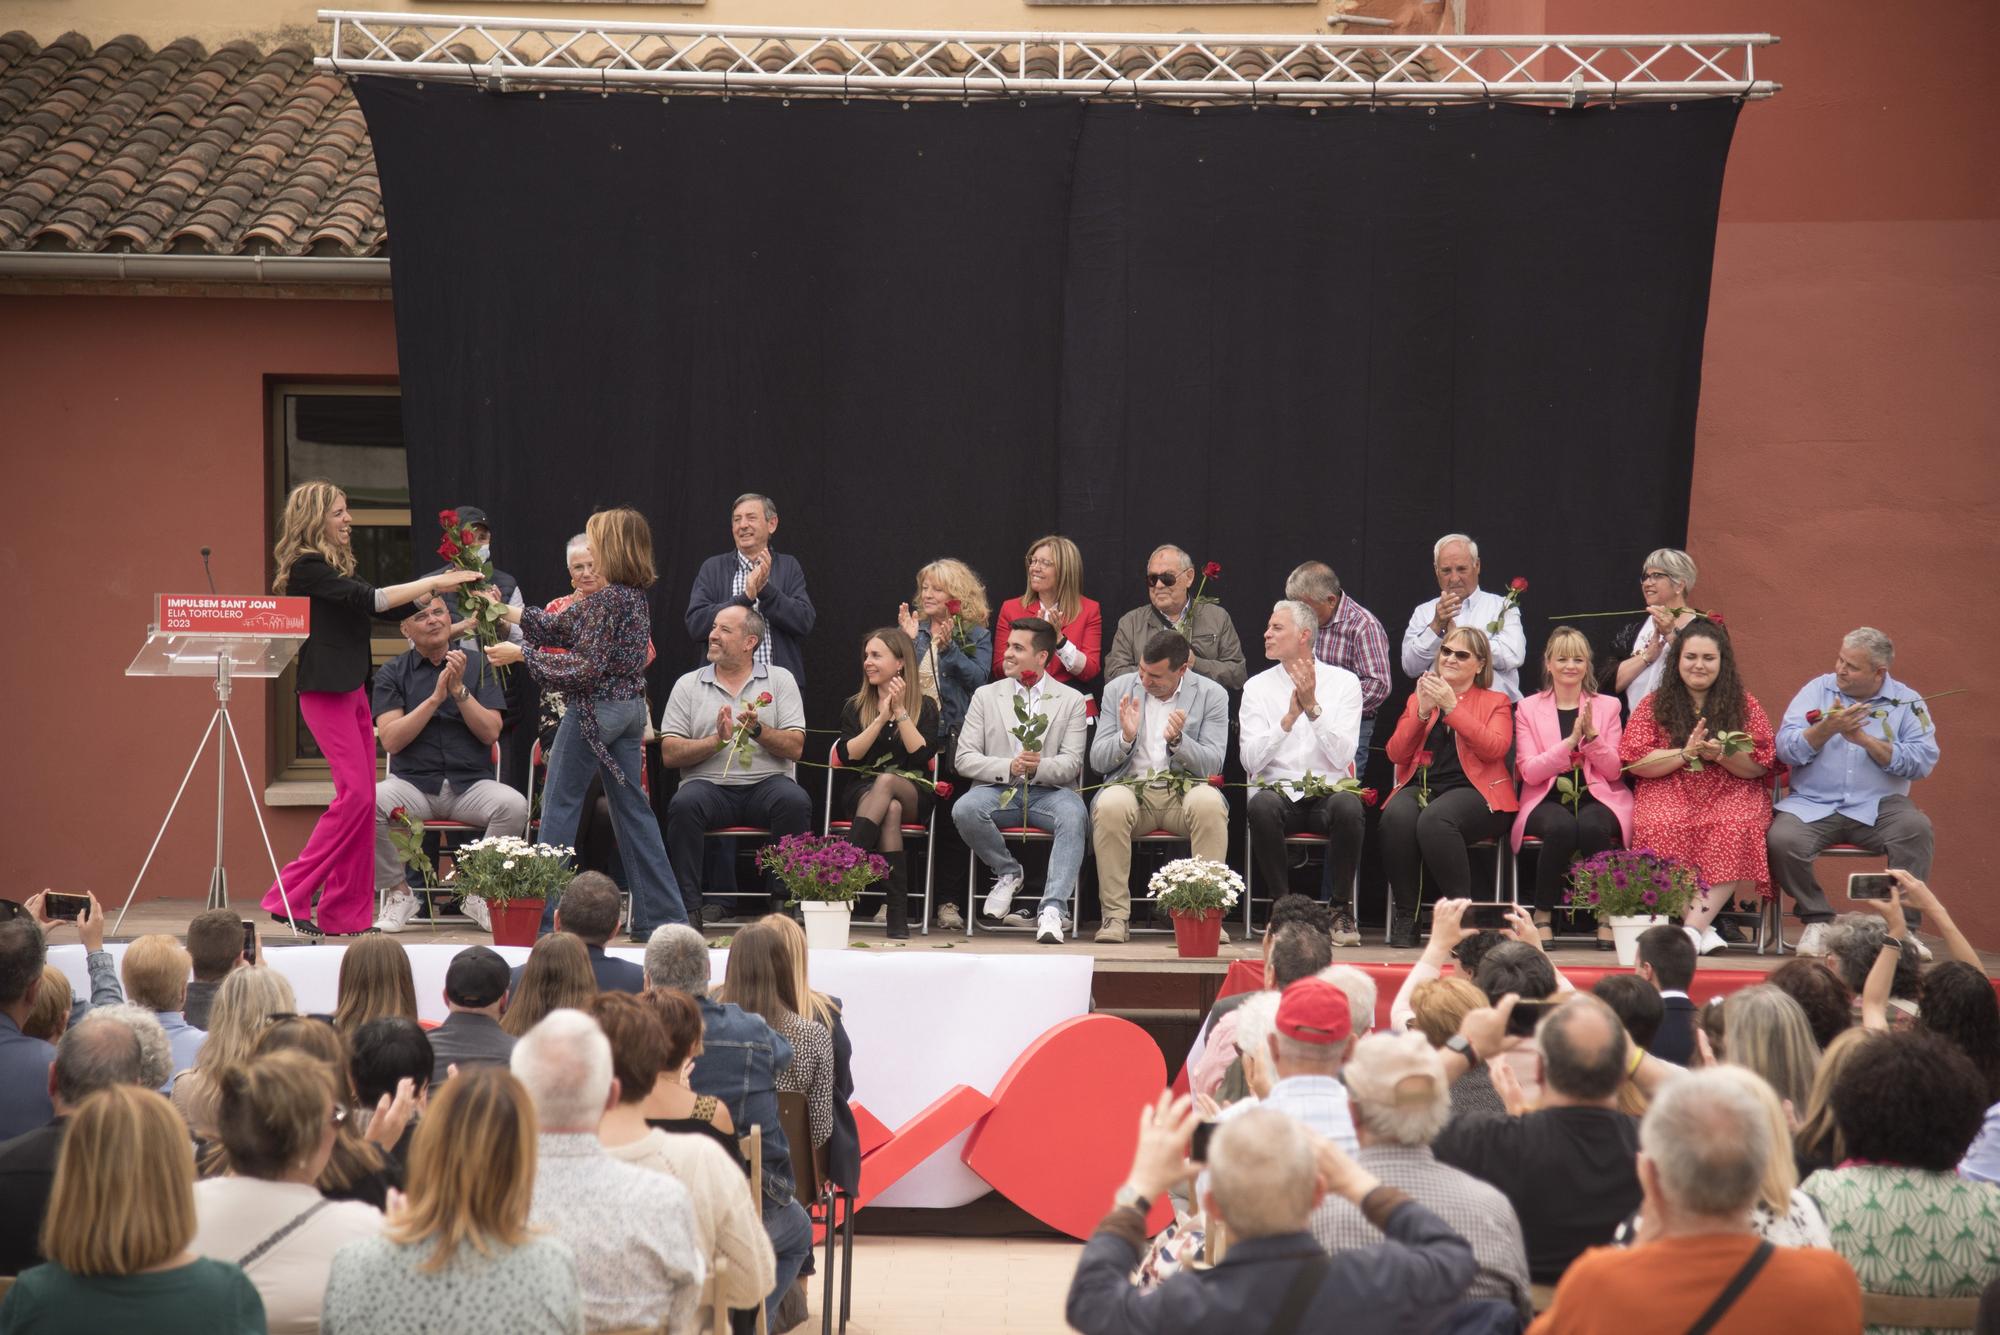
[286,554,417,694]
[1650,995,1697,1066]
[684,551,815,682]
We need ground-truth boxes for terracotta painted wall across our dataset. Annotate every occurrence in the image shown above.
[0,294,398,912]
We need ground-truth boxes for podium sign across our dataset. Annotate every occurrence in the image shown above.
[156,594,310,636]
[128,595,309,679]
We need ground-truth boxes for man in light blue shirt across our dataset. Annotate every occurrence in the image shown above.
[1769,627,1940,959]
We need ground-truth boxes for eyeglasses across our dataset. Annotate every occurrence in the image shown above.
[1437,647,1479,663]
[1027,558,1055,570]
[1146,572,1181,587]
[1640,571,1673,583]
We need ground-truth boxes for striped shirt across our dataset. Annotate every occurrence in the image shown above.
[1313,594,1393,717]
[733,552,773,674]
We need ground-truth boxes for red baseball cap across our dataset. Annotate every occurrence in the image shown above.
[1275,977,1352,1045]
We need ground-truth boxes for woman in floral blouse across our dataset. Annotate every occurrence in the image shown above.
[716,921,834,1152]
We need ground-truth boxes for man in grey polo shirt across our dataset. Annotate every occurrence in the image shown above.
[659,605,814,922]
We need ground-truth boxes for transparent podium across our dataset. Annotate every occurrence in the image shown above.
[117,602,310,934]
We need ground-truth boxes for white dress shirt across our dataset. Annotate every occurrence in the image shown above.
[1401,588,1527,700]
[1128,682,1186,775]
[1006,677,1051,758]
[1238,660,1364,797]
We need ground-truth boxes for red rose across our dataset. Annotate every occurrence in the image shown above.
[1568,751,1584,768]
[1203,561,1222,580]
[1019,669,1041,688]
[388,806,407,822]
[438,509,459,528]
[946,598,964,615]
[1805,709,1823,724]
[756,691,774,707]
[438,538,460,559]
[933,781,955,800]
[1207,774,1225,788]
[460,527,478,545]
[1510,576,1529,593]
[1708,612,1727,626]
[1359,787,1379,808]
[1415,750,1434,768]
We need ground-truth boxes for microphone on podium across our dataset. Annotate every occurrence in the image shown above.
[201,547,217,595]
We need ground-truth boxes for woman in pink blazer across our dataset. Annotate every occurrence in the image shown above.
[1513,626,1633,941]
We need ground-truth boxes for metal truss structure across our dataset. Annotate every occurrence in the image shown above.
[319,11,1779,105]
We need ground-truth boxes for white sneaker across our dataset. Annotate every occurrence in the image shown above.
[935,902,964,931]
[983,871,1023,920]
[461,894,492,932]
[1793,922,1831,957]
[1036,905,1064,945]
[1686,925,1728,956]
[374,889,417,934]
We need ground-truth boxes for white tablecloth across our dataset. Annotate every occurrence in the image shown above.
[48,941,1091,1208]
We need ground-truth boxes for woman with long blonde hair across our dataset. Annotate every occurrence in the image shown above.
[991,534,1101,689]
[7,1086,266,1331]
[717,922,834,1151]
[485,506,684,936]
[320,1066,583,1333]
[1721,984,1822,1115]
[500,932,596,1037]
[172,964,298,1137]
[331,935,420,1035]
[1794,1026,1874,1176]
[836,627,939,938]
[263,479,480,937]
[760,914,860,1190]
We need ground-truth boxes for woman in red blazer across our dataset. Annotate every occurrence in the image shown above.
[991,534,1102,691]
[1382,625,1519,948]
[1513,627,1634,942]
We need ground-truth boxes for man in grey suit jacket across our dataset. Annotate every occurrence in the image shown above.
[1088,630,1231,944]
[954,617,1092,944]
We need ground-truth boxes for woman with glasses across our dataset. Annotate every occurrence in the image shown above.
[991,535,1102,691]
[1380,626,1520,948]
[1609,548,1700,711]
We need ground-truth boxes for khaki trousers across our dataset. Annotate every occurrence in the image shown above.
[1091,783,1229,921]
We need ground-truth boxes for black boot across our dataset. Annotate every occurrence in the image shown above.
[1387,911,1420,950]
[884,851,910,939]
[848,818,882,920]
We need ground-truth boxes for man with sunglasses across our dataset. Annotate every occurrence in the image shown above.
[1103,545,1246,689]
[1401,533,1527,701]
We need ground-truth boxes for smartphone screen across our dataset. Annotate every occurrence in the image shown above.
[241,920,258,964]
[1847,873,1896,901]
[43,893,88,922]
[1189,1120,1217,1163]
[1462,902,1513,930]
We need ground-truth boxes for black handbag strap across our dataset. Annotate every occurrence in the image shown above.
[238,1199,332,1271]
[1685,1239,1774,1335]
[1265,1255,1329,1335]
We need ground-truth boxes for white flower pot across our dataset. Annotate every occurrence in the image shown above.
[1607,914,1670,967]
[800,901,852,950]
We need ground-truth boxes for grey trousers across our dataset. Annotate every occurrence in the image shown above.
[1766,794,1933,925]
[375,777,529,892]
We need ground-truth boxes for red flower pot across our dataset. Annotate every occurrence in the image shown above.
[1170,908,1224,959]
[488,898,546,947]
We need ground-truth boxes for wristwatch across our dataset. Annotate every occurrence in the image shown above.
[1112,1185,1151,1214]
[747,720,765,739]
[1444,1034,1483,1069]
[1305,704,1322,721]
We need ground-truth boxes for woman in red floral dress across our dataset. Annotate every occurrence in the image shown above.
[1618,618,1775,957]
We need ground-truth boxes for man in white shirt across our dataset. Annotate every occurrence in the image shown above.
[1400,534,1527,701]
[1241,601,1367,945]
[954,617,1092,944]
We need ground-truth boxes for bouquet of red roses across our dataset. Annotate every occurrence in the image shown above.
[436,509,510,683]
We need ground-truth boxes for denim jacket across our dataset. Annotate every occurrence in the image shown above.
[692,995,796,1208]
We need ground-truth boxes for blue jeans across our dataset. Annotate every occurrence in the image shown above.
[953,783,1089,913]
[1319,714,1376,905]
[536,698,685,933]
[762,1197,813,1327]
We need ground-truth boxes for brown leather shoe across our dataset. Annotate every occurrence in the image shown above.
[1095,917,1129,944]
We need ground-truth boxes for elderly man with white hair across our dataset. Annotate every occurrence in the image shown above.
[1530,1068,1862,1333]
[1768,625,1941,960]
[512,1009,704,1335]
[1401,533,1527,701]
[1314,1031,1531,1321]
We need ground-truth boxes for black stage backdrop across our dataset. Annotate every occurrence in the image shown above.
[360,80,1737,798]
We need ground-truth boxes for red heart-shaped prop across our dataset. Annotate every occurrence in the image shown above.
[963,1013,1171,1239]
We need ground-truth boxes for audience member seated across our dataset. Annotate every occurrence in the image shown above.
[833,627,940,938]
[1382,627,1519,948]
[502,932,597,1038]
[121,933,207,1086]
[1241,602,1367,946]
[1405,976,1488,1050]
[718,923,833,1157]
[349,1017,433,1162]
[1090,630,1230,945]
[636,989,741,1164]
[173,965,298,1139]
[1718,986,1819,1118]
[1592,974,1665,1056]
[184,908,251,1030]
[0,917,56,1140]
[1514,628,1632,941]
[1769,627,1940,961]
[0,1011,151,1276]
[1065,1096,1475,1334]
[589,992,775,1315]
[1192,922,1332,1101]
[22,966,70,1044]
[331,936,419,1035]
[1921,964,2000,1182]
[426,946,516,1085]
[1401,533,1528,701]
[1321,965,1379,1041]
[512,1009,703,1334]
[1314,1031,1532,1320]
[644,924,811,1329]
[22,891,119,1031]
[1803,1032,2000,1313]
[1214,978,1358,1149]
[322,1066,583,1334]
[1822,913,1921,1025]
[1434,994,1643,1284]
[1226,992,1283,1104]
[1792,1028,1874,1178]
[1708,1066,1831,1248]
[1102,545,1247,689]
[992,535,1102,691]
[1765,958,1854,1054]
[192,1050,386,1333]
[0,1085,266,1332]
[1616,617,1775,955]
[659,605,814,924]
[252,1018,407,1211]
[762,913,859,1193]
[1530,1068,1860,1334]
[371,590,529,933]
[1633,926,1698,1064]
[513,873,644,994]
[954,617,1092,943]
